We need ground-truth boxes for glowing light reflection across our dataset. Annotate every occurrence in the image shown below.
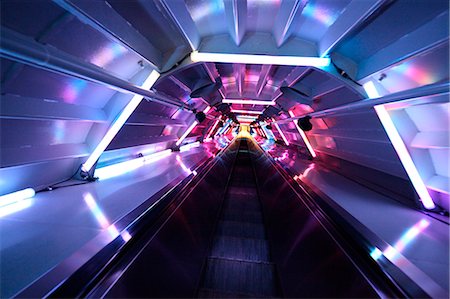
[371,219,430,262]
[303,3,337,27]
[91,43,127,67]
[63,78,87,103]
[83,192,131,242]
[176,155,197,176]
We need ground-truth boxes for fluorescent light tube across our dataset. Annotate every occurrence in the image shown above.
[205,118,221,140]
[375,105,435,209]
[223,99,276,105]
[180,141,201,152]
[231,109,263,114]
[94,149,172,180]
[289,111,316,157]
[191,51,330,67]
[363,81,380,98]
[273,122,290,146]
[82,70,160,172]
[202,106,211,114]
[0,188,35,207]
[176,121,198,146]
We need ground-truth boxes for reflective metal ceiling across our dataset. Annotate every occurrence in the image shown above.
[0,0,448,196]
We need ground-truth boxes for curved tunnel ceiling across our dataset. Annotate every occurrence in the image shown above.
[0,0,448,196]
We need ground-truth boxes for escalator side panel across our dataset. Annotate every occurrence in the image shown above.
[103,144,240,298]
[248,142,379,298]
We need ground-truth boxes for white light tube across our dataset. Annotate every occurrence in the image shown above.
[223,99,276,105]
[82,70,160,172]
[0,188,35,207]
[375,105,435,209]
[289,111,316,157]
[94,149,172,180]
[203,106,211,114]
[237,116,257,121]
[180,141,201,152]
[363,81,380,99]
[176,121,198,146]
[205,118,221,140]
[231,109,263,114]
[273,120,289,146]
[191,51,330,67]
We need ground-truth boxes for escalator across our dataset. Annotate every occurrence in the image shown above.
[24,137,405,298]
[198,139,279,297]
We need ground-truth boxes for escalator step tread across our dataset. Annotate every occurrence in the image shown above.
[210,236,270,262]
[217,220,266,239]
[221,209,263,223]
[198,288,276,298]
[225,200,260,213]
[202,258,277,297]
[227,186,258,196]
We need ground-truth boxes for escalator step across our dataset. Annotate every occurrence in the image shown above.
[221,209,263,223]
[210,236,270,262]
[202,258,277,297]
[225,198,260,212]
[198,288,256,298]
[217,220,266,239]
[227,186,258,196]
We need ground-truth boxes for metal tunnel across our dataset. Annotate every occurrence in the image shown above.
[0,0,449,298]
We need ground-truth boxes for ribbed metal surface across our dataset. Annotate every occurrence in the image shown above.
[198,140,278,297]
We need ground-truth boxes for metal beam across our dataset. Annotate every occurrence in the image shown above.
[223,0,247,46]
[274,82,450,124]
[357,11,449,80]
[256,65,272,98]
[0,27,190,111]
[53,0,162,69]
[158,0,201,51]
[203,63,226,99]
[273,0,307,47]
[126,113,187,127]
[234,64,245,96]
[1,144,88,168]
[319,0,387,57]
[0,94,107,122]
[108,135,178,151]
